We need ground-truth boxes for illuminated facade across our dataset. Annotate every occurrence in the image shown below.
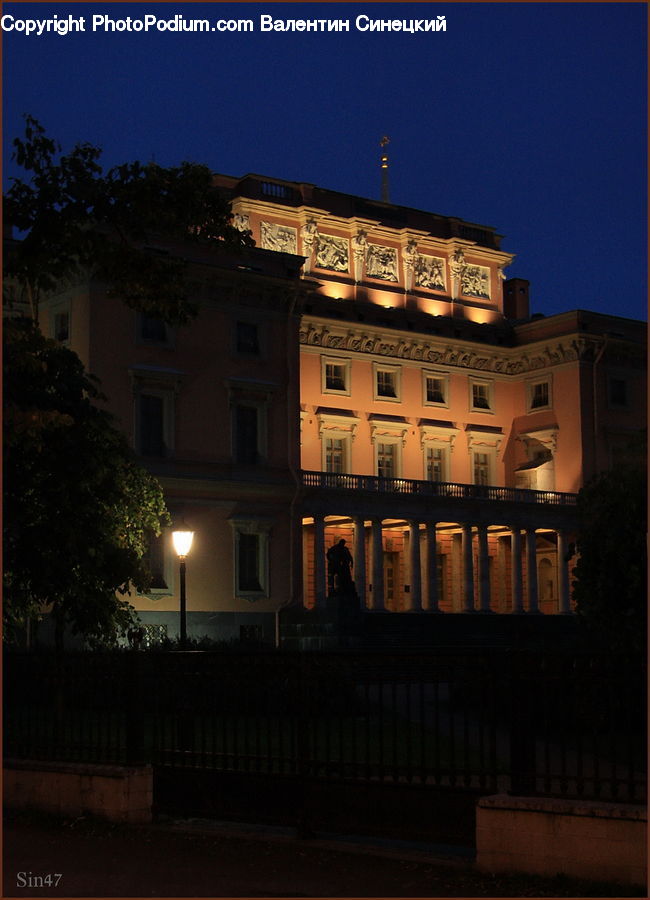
[40,174,647,641]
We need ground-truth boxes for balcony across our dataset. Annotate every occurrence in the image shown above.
[301,470,577,507]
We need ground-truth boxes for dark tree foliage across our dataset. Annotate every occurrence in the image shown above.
[3,318,170,647]
[3,115,253,324]
[572,450,647,653]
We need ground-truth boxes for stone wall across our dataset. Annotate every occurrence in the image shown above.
[4,759,153,824]
[476,794,647,888]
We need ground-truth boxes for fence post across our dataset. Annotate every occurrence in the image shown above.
[297,654,314,839]
[509,651,537,796]
[125,651,145,766]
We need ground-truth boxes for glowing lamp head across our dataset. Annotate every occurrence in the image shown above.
[172,528,194,558]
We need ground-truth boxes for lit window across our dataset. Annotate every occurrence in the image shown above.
[426,446,446,482]
[325,436,347,473]
[470,378,495,413]
[236,321,260,355]
[425,375,446,405]
[472,382,491,411]
[325,364,346,391]
[373,364,401,402]
[377,442,396,477]
[473,451,490,485]
[531,382,549,409]
[321,357,350,395]
[377,370,396,398]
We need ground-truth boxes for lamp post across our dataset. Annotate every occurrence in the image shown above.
[172,526,194,650]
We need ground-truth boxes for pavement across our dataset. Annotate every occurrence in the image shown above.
[3,809,642,898]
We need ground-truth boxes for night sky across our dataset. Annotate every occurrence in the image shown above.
[3,2,647,321]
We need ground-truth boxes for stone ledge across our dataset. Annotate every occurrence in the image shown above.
[477,793,647,821]
[5,758,151,779]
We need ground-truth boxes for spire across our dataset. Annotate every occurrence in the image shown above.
[380,136,390,203]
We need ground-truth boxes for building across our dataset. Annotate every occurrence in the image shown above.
[38,174,647,642]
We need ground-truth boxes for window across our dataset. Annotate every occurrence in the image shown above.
[236,321,260,355]
[234,404,260,464]
[54,310,70,343]
[377,442,397,477]
[238,533,262,591]
[137,313,174,346]
[373,364,401,402]
[228,378,275,466]
[609,378,627,407]
[321,357,350,395]
[526,376,552,412]
[424,373,448,406]
[377,370,396,398]
[470,381,494,412]
[531,382,549,409]
[139,393,167,457]
[231,519,271,600]
[324,436,348,473]
[140,533,172,595]
[473,451,490,486]
[131,366,181,458]
[426,446,447,482]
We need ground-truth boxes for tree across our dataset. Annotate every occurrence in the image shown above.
[3,318,170,648]
[3,115,252,324]
[572,447,647,653]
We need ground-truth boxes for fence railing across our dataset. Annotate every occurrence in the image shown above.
[4,649,645,804]
[301,470,578,506]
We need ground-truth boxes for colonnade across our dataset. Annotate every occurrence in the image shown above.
[309,516,573,615]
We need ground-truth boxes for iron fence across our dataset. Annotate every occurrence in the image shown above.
[4,648,645,804]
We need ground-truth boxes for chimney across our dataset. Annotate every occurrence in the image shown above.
[503,277,530,320]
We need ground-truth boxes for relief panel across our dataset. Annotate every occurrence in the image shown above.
[461,264,491,300]
[415,254,447,291]
[366,244,399,282]
[315,234,349,272]
[260,222,297,254]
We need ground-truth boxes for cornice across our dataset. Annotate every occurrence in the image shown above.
[299,318,602,376]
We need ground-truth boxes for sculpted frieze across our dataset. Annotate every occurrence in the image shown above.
[315,234,349,272]
[300,322,596,376]
[415,254,446,291]
[461,264,491,300]
[366,244,399,282]
[260,222,297,254]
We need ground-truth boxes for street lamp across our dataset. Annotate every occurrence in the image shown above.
[172,524,194,649]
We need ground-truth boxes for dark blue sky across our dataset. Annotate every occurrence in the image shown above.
[3,2,647,321]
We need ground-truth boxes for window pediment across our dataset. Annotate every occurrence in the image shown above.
[419,419,460,451]
[370,416,409,447]
[316,407,360,440]
[466,425,503,452]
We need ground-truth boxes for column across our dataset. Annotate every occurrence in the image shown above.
[477,525,492,612]
[526,528,540,613]
[407,521,422,611]
[370,518,385,611]
[353,516,367,609]
[461,523,475,613]
[557,530,572,614]
[497,535,509,613]
[425,522,439,612]
[511,527,524,613]
[313,516,326,608]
